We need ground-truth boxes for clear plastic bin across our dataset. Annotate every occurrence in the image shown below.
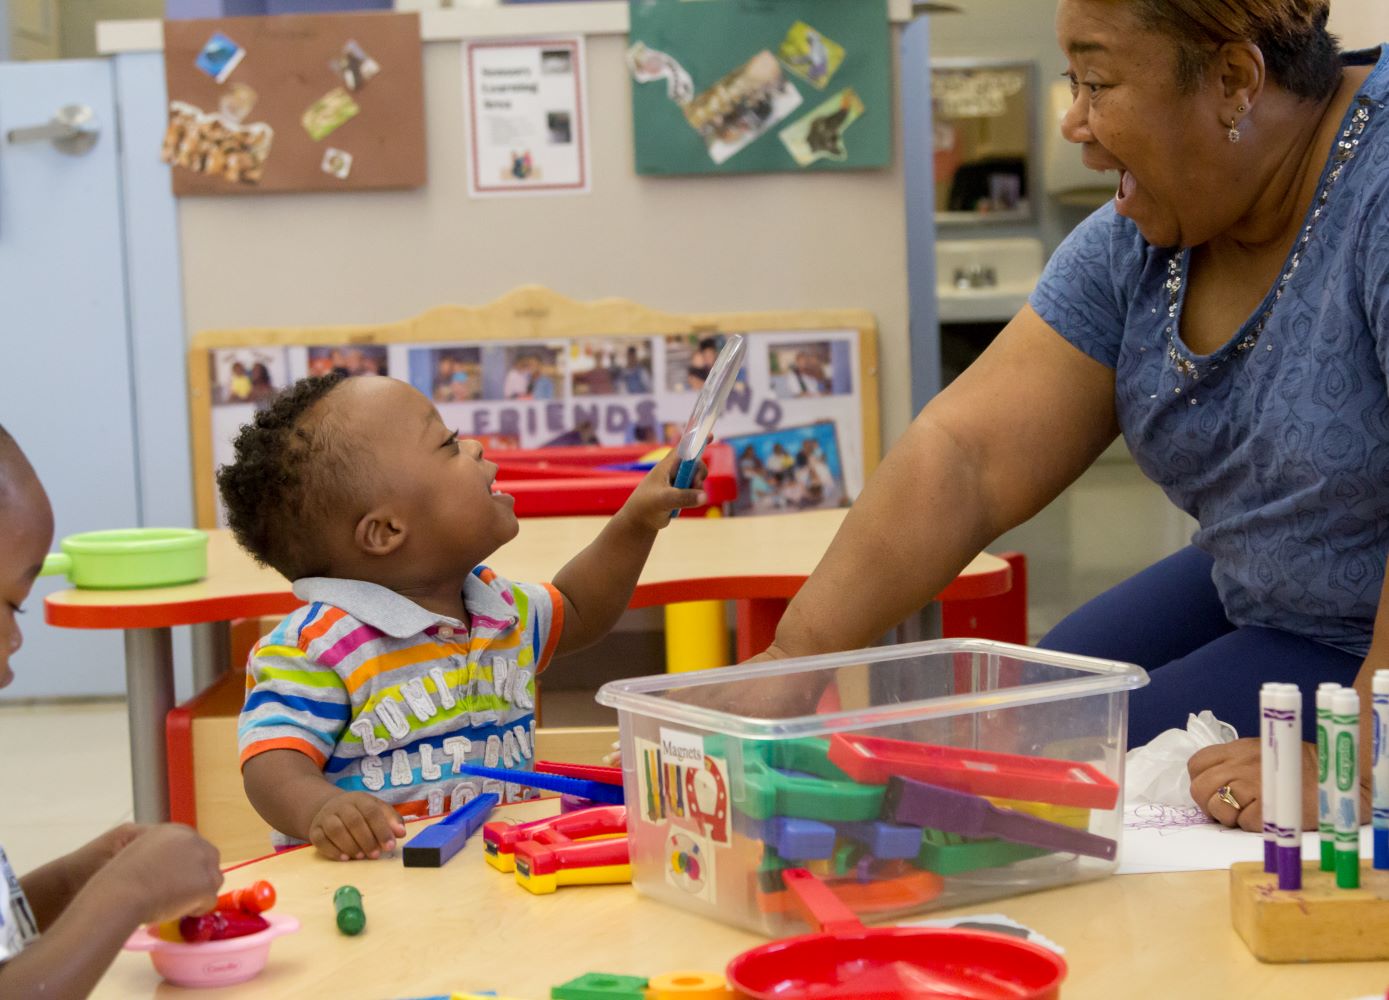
[596,638,1148,936]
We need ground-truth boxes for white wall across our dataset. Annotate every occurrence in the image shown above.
[1330,0,1389,49]
[177,31,918,447]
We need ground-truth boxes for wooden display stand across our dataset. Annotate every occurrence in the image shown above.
[189,285,881,529]
[1230,860,1389,962]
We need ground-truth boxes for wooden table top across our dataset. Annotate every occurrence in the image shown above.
[92,799,1389,1000]
[45,509,1010,630]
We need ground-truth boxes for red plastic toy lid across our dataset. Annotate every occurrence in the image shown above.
[726,926,1067,1000]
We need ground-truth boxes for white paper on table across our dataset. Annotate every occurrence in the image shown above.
[1117,803,1377,874]
[901,912,1064,954]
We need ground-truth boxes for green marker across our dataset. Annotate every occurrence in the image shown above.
[1317,683,1341,871]
[334,884,365,935]
[1331,688,1361,889]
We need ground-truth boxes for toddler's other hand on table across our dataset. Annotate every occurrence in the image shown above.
[310,791,407,861]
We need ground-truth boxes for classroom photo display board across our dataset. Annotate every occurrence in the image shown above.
[190,287,879,529]
[161,11,426,194]
[626,0,891,176]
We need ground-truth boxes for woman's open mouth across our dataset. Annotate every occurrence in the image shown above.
[1116,169,1136,204]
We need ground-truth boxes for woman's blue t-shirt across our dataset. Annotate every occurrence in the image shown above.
[1029,47,1389,656]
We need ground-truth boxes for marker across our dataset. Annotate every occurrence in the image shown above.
[1331,687,1361,889]
[1374,671,1389,870]
[1272,684,1302,891]
[1317,683,1341,872]
[216,879,276,915]
[1260,683,1281,873]
[334,884,366,935]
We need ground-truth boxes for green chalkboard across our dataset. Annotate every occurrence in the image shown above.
[627,0,891,176]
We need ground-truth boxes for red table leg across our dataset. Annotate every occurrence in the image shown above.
[735,597,787,662]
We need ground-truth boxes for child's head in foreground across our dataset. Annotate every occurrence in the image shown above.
[217,373,519,586]
[0,427,55,689]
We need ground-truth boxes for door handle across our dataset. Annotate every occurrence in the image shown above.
[5,104,99,155]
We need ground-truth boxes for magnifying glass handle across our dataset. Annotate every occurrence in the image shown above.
[670,457,700,519]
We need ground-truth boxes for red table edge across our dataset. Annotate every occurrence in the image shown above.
[45,563,1010,631]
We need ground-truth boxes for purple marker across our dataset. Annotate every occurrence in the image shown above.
[1260,682,1280,873]
[1271,684,1302,891]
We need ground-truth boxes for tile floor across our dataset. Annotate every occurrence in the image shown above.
[0,451,1191,875]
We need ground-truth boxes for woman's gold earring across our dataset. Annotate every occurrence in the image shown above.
[1228,118,1241,144]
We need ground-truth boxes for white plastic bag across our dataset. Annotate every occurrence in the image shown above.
[1124,710,1237,807]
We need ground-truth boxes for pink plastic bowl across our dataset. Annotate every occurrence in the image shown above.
[124,913,299,987]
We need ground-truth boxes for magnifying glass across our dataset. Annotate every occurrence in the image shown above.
[671,334,747,516]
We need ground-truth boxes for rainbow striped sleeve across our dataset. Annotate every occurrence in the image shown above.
[510,580,564,673]
[238,608,352,769]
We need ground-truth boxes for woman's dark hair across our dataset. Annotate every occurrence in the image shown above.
[1131,0,1341,101]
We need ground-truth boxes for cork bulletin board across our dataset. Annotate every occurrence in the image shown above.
[161,11,426,195]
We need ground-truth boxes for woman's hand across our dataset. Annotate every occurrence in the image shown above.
[1188,736,1373,832]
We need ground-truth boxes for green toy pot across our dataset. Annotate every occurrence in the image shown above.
[40,528,209,589]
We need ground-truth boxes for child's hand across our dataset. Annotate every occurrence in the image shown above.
[65,822,150,887]
[620,449,709,532]
[94,824,223,924]
[309,791,407,861]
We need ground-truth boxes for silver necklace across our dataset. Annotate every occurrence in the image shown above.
[1162,94,1375,387]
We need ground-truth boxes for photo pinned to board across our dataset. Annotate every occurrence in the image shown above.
[486,344,566,402]
[682,50,803,165]
[410,347,484,403]
[302,87,360,142]
[777,20,845,91]
[306,345,387,378]
[724,421,847,515]
[779,88,866,167]
[321,147,353,180]
[330,39,380,92]
[768,339,853,399]
[161,101,273,186]
[218,83,258,125]
[210,348,288,408]
[570,338,655,397]
[194,31,245,84]
[626,41,694,107]
[664,333,751,394]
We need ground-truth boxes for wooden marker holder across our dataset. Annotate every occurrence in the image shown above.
[1230,861,1389,962]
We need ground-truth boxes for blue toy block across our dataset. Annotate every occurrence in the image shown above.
[402,793,498,868]
[733,809,836,860]
[454,764,624,804]
[835,820,924,860]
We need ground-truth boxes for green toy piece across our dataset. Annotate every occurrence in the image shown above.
[551,972,650,999]
[736,738,884,821]
[333,884,365,935]
[914,829,1052,875]
[830,839,863,877]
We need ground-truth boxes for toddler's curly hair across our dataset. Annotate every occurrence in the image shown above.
[216,372,371,580]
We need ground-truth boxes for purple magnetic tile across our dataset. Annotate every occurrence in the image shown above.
[884,775,1116,861]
